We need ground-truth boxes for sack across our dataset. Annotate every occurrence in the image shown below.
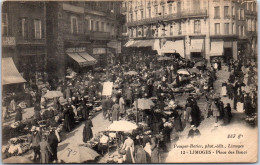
[119,148,126,155]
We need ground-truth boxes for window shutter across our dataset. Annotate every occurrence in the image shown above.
[18,18,22,37]
[41,20,44,38]
[32,19,35,39]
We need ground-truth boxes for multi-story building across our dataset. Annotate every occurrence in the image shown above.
[46,1,123,80]
[122,0,257,62]
[2,1,47,84]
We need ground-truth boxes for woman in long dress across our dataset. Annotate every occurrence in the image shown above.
[15,106,23,122]
[83,118,93,143]
[111,102,120,122]
[122,135,135,163]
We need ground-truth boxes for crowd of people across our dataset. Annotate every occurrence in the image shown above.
[2,50,258,163]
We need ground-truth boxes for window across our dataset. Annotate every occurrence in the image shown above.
[194,20,201,33]
[71,16,78,34]
[162,6,165,15]
[224,23,229,34]
[224,6,229,18]
[130,28,133,37]
[248,19,252,31]
[135,11,138,20]
[168,4,172,14]
[242,26,244,36]
[34,19,42,39]
[232,23,235,34]
[130,13,133,22]
[215,23,220,34]
[148,8,151,18]
[240,9,244,20]
[214,6,220,19]
[90,20,94,31]
[170,24,173,35]
[155,5,158,15]
[106,23,110,32]
[252,19,255,31]
[232,6,235,16]
[141,10,144,19]
[85,19,89,32]
[96,21,99,31]
[2,13,8,36]
[178,23,182,34]
[21,18,28,39]
[101,22,104,31]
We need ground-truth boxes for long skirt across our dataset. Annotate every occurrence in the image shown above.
[221,86,227,96]
[83,126,93,142]
[237,102,244,112]
[151,148,160,163]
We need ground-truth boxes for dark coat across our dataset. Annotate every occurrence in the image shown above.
[15,107,23,122]
[48,132,58,161]
[83,119,93,142]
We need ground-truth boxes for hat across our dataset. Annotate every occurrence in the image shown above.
[31,126,36,132]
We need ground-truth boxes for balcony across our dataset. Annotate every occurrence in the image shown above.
[63,33,88,42]
[87,31,111,40]
[245,10,257,16]
[2,37,15,46]
[126,9,207,27]
[121,6,127,13]
[16,37,45,45]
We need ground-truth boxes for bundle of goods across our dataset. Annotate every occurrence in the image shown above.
[2,135,31,158]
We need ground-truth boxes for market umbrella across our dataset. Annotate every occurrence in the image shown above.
[3,156,33,163]
[194,61,204,67]
[124,71,138,76]
[107,120,138,132]
[134,98,155,110]
[43,91,63,99]
[58,144,100,163]
[177,69,190,75]
[157,56,172,61]
[188,68,200,74]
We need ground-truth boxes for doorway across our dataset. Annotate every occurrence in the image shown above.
[223,48,233,64]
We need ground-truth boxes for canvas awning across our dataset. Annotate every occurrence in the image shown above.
[190,39,204,52]
[67,52,88,67]
[78,52,97,66]
[124,39,160,51]
[2,57,26,85]
[160,40,185,58]
[124,40,135,47]
[210,41,224,56]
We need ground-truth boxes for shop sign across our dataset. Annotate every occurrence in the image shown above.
[102,82,113,96]
[66,47,86,53]
[2,37,15,46]
[93,48,106,54]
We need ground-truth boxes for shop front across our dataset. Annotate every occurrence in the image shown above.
[190,39,205,61]
[209,40,224,63]
[159,40,185,59]
[92,47,107,67]
[65,47,97,73]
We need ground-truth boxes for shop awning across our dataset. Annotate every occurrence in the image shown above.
[160,40,185,58]
[210,41,224,56]
[67,52,88,67]
[190,39,204,52]
[2,57,26,85]
[223,41,232,48]
[78,52,97,66]
[124,40,135,47]
[125,39,160,51]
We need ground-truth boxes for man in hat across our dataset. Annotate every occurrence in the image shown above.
[30,126,41,162]
[48,128,58,163]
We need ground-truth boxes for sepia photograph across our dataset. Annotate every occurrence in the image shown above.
[1,0,258,163]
